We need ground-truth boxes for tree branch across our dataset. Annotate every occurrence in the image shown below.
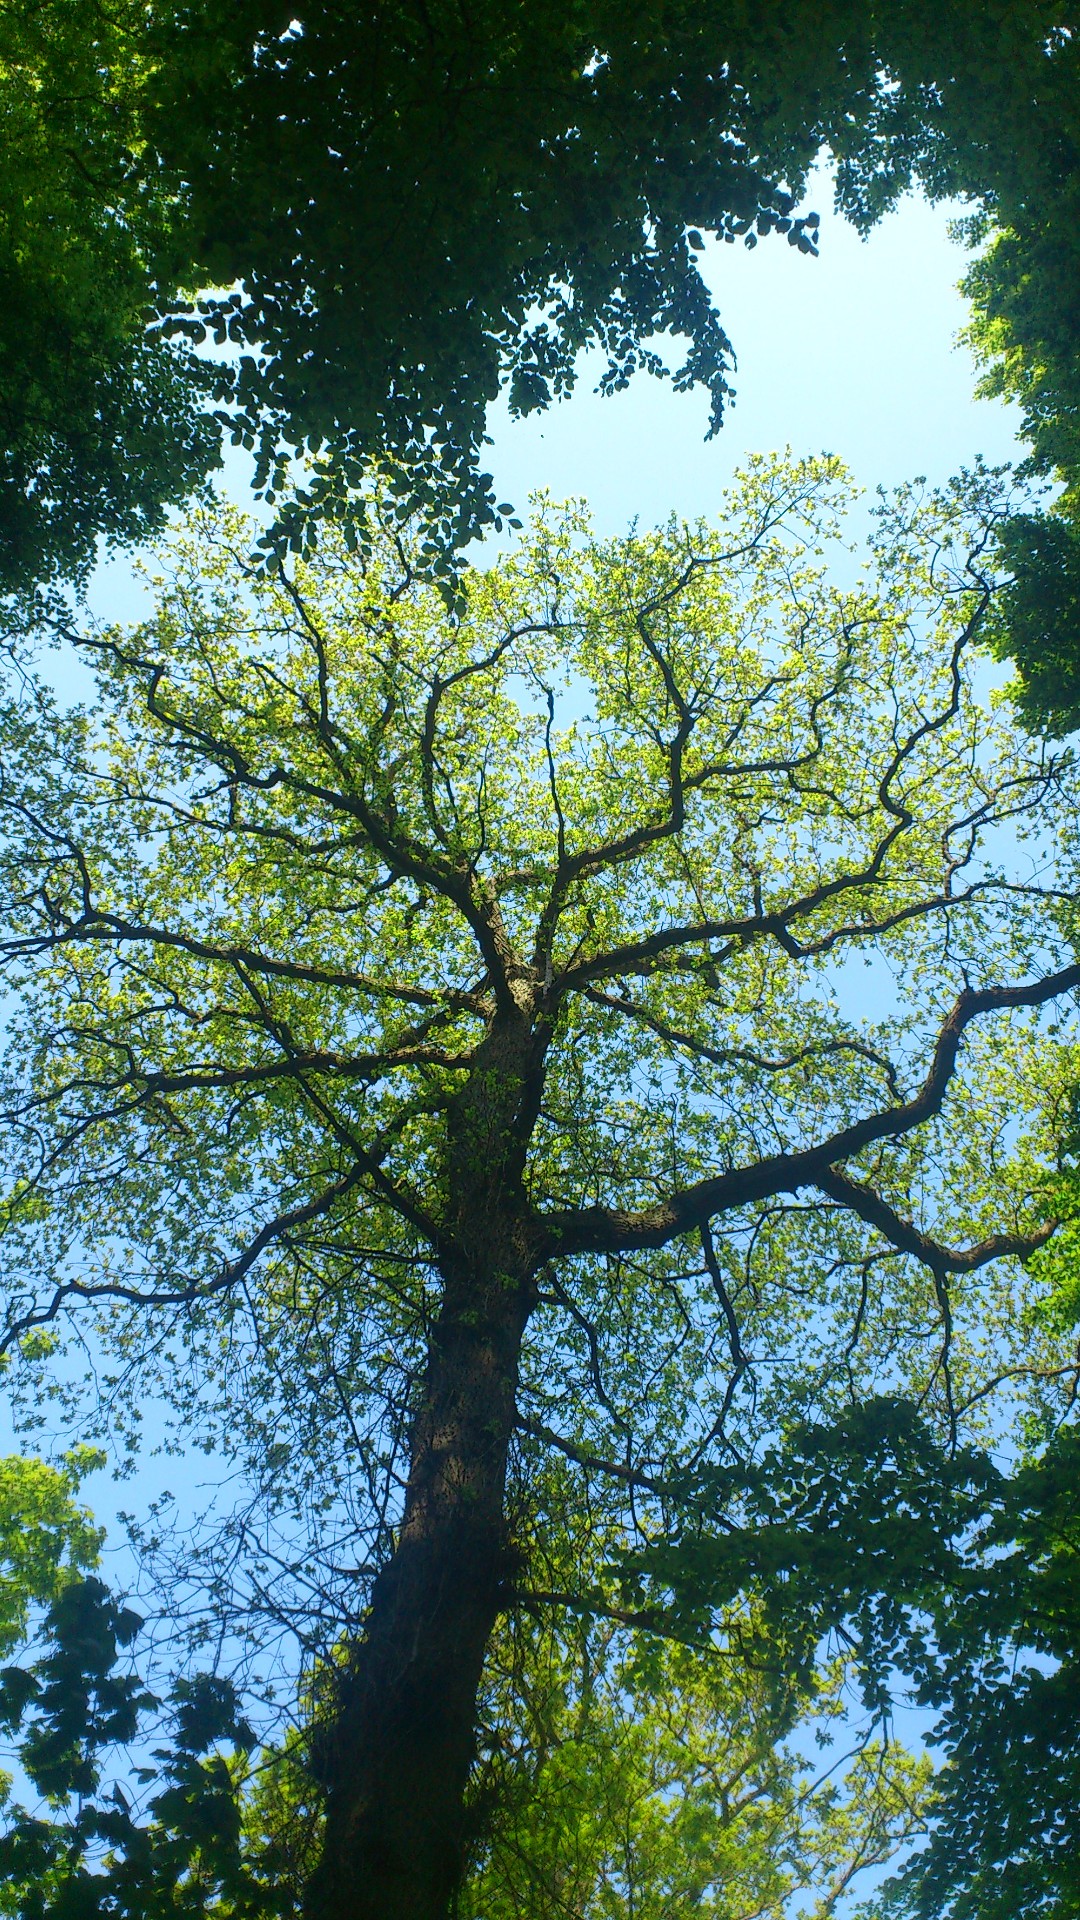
[1,905,492,1015]
[540,964,1080,1258]
[814,1166,1055,1273]
[0,1161,369,1358]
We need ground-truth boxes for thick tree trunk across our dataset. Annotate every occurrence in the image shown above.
[304,997,547,1920]
[304,1260,533,1920]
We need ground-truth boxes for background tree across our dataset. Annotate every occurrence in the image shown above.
[0,1571,289,1920]
[3,0,1077,586]
[876,1422,1080,1920]
[0,0,219,593]
[0,1448,102,1659]
[463,1598,932,1920]
[936,16,1080,734]
[0,457,1078,1917]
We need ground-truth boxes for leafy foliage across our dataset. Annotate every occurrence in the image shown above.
[0,1450,102,1658]
[616,1399,1005,1694]
[983,512,1080,736]
[875,1425,1080,1920]
[3,1,1077,583]
[465,1599,932,1920]
[0,1573,294,1920]
[948,25,1080,732]
[0,0,219,591]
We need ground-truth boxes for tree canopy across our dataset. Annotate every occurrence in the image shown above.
[0,457,1078,1915]
[0,0,219,593]
[2,0,1077,587]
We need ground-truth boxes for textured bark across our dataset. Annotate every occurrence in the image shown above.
[305,1273,530,1920]
[304,1000,546,1920]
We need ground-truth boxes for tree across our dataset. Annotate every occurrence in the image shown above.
[0,455,1078,1918]
[463,1603,933,1920]
[0,0,219,592]
[3,0,1077,585]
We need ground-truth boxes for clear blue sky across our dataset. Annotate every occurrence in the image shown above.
[482,171,1021,531]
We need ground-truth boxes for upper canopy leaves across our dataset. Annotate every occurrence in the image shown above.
[3,1,1076,585]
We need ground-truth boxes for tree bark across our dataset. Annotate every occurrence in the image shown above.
[304,1261,532,1920]
[305,1002,544,1920]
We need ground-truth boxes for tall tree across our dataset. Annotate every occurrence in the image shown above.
[0,457,1078,1918]
[2,0,1076,586]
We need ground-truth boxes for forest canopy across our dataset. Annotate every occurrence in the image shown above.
[2,0,1077,587]
[0,458,1079,1916]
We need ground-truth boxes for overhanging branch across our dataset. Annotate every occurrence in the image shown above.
[0,1160,369,1359]
[814,1166,1055,1273]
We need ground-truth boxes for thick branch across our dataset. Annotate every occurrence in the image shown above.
[130,1038,476,1097]
[540,964,1080,1258]
[814,1166,1055,1273]
[1,907,491,1015]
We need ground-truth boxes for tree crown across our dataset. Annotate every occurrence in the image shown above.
[0,456,1075,1657]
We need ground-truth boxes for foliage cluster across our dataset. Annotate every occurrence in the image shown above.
[0,0,218,592]
[2,1,1077,586]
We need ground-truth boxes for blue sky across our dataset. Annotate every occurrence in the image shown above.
[482,170,1022,531]
[85,169,1023,637]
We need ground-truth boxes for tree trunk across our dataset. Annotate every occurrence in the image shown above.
[304,1253,534,1920]
[305,998,546,1920]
